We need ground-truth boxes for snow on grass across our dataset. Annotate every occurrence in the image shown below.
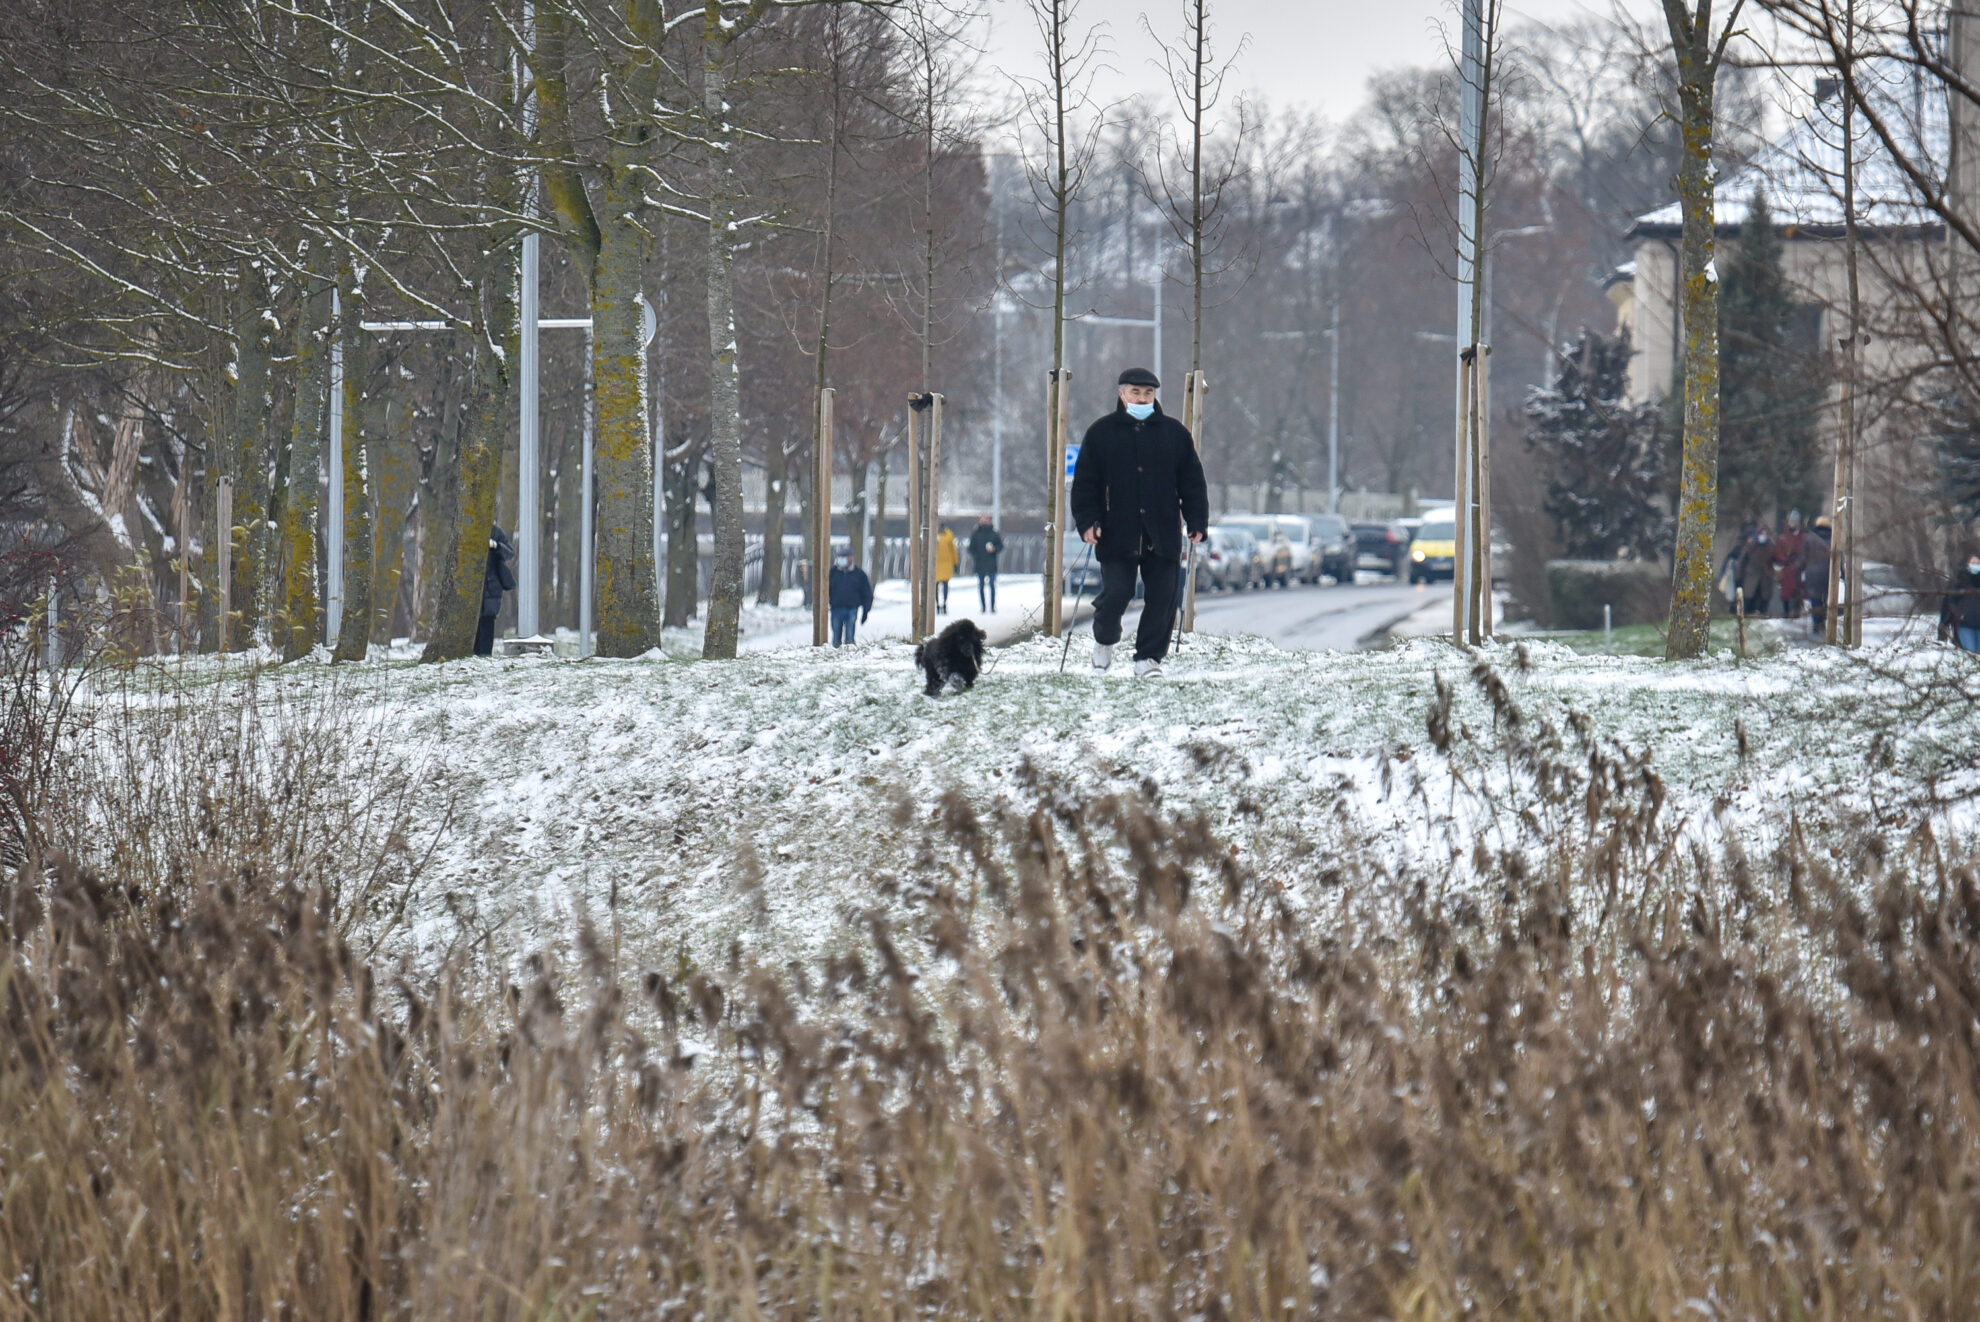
[96,631,1980,975]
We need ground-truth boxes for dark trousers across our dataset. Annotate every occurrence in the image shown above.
[978,572,997,612]
[830,606,859,646]
[937,579,949,613]
[474,613,497,656]
[1092,552,1181,662]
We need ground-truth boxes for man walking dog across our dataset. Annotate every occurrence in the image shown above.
[1070,367,1209,679]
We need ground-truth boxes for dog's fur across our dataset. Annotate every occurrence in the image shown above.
[913,619,988,696]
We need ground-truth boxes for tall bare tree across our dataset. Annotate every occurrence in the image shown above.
[1017,0,1105,634]
[1660,0,1750,660]
[537,0,668,658]
[1146,0,1248,390]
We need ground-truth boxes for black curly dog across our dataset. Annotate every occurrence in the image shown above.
[913,619,988,696]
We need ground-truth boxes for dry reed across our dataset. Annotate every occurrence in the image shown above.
[2,642,1977,1320]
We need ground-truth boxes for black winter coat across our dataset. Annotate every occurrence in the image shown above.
[967,525,1004,575]
[1069,402,1209,564]
[482,524,518,618]
[1941,567,1980,632]
[828,564,873,613]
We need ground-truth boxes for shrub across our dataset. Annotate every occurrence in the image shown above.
[1545,556,1670,629]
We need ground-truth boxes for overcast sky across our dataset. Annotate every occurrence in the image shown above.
[979,0,1661,126]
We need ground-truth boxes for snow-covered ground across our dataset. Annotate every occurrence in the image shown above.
[115,628,1980,977]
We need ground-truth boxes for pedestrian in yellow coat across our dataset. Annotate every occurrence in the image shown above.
[935,526,958,614]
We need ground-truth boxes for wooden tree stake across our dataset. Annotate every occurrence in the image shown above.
[813,387,834,647]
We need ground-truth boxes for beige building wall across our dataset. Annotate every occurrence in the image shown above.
[1617,228,1951,570]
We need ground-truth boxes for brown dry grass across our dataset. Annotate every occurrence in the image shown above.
[2,641,1978,1320]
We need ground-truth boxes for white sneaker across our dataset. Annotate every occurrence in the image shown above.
[1134,658,1164,680]
[1092,642,1114,672]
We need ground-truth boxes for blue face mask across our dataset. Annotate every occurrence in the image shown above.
[1125,401,1155,421]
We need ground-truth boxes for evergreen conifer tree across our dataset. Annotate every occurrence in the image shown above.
[1717,188,1826,524]
[1524,329,1670,560]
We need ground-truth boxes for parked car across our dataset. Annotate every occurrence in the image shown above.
[1201,526,1265,591]
[1217,514,1353,583]
[1214,517,1294,584]
[1408,510,1457,583]
[1353,520,1412,577]
[1304,513,1357,582]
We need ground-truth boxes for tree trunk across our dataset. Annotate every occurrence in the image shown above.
[758,440,787,606]
[590,212,661,656]
[663,435,703,628]
[368,388,415,646]
[1663,37,1725,661]
[701,36,747,660]
[871,459,889,584]
[333,282,374,662]
[278,276,334,661]
[222,267,274,652]
[420,264,520,662]
[848,457,869,573]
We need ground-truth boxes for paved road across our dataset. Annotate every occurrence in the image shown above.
[1109,575,1451,653]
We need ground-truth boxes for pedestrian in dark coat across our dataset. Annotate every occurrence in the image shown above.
[828,551,873,647]
[967,515,1004,613]
[1069,367,1209,678]
[476,523,518,656]
[1735,528,1776,616]
[1940,554,1980,652]
[1803,518,1833,634]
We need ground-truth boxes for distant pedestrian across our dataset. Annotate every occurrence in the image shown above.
[476,522,518,656]
[935,525,957,614]
[828,549,872,647]
[967,514,1004,613]
[1804,517,1833,634]
[1070,366,1209,679]
[1773,509,1806,617]
[1717,518,1757,609]
[1940,553,1980,652]
[1736,527,1776,616]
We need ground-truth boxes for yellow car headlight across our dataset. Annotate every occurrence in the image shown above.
[1411,548,1426,562]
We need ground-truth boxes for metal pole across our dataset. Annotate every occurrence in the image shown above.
[1327,296,1340,515]
[813,387,833,646]
[519,235,541,637]
[579,326,595,656]
[1152,266,1163,395]
[1454,0,1484,643]
[518,2,541,638]
[992,182,1004,532]
[326,289,345,647]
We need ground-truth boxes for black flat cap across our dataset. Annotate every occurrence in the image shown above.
[1117,366,1160,388]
